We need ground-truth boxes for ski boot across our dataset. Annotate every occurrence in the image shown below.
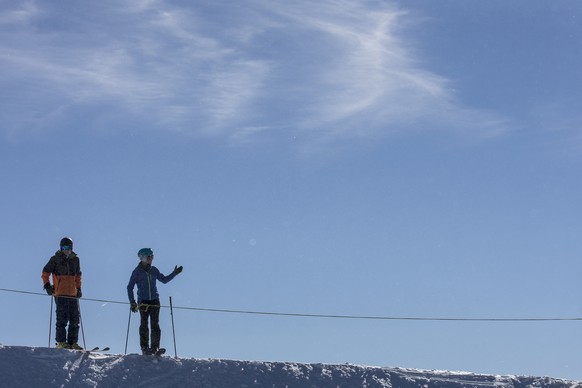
[151,347,166,356]
[69,343,83,350]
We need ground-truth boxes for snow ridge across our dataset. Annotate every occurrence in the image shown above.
[0,345,579,388]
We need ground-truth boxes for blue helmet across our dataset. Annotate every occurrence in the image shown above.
[137,247,153,258]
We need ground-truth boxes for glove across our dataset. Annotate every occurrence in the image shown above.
[76,288,82,298]
[44,283,54,296]
[174,265,183,274]
[130,302,139,313]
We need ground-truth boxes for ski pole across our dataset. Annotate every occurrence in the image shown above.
[78,299,87,349]
[169,296,177,358]
[125,306,132,355]
[48,296,54,348]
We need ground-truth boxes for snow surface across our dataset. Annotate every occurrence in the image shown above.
[0,345,580,388]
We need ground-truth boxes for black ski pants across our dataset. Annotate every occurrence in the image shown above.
[55,296,80,345]
[139,299,161,351]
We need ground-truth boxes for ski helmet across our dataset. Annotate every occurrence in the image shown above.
[138,247,153,258]
[60,237,73,249]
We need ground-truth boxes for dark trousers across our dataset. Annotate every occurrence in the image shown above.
[55,296,80,345]
[139,299,161,350]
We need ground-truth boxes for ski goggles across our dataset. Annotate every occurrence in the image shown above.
[61,245,72,251]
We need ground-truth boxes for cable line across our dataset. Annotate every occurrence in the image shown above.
[1,287,581,322]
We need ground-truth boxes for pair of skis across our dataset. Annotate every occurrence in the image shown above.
[89,347,165,357]
[85,346,110,353]
[62,346,110,353]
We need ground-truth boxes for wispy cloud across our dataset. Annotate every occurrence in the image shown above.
[0,1,39,26]
[0,0,507,144]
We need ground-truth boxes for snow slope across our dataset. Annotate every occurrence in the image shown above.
[0,345,579,388]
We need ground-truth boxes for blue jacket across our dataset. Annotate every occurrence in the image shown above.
[127,263,177,303]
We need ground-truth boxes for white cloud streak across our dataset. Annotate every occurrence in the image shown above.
[0,0,507,144]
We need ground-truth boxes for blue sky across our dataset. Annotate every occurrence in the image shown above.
[1,0,582,381]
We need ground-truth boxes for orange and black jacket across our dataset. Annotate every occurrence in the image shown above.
[41,251,82,297]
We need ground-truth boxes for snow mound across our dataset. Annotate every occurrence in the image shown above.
[0,345,579,388]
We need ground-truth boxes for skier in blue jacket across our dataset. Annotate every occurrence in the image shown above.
[127,248,183,355]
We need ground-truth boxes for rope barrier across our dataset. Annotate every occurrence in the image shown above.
[2,287,581,322]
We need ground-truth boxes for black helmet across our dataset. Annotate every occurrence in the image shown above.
[60,237,73,249]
